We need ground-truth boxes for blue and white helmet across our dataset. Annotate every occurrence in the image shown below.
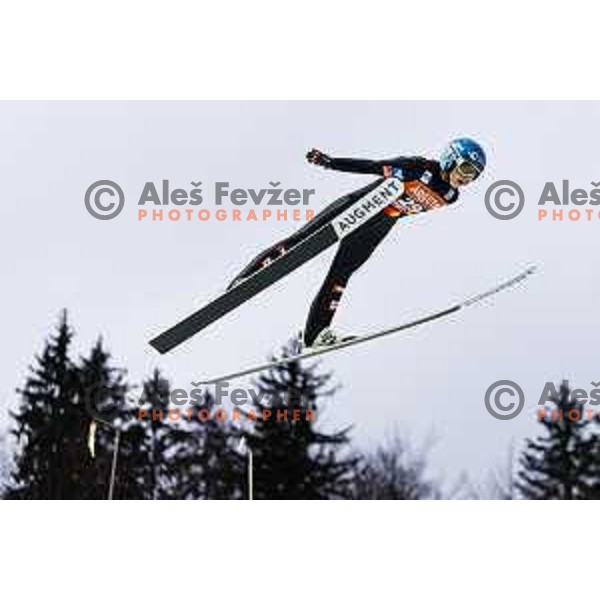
[440,138,486,178]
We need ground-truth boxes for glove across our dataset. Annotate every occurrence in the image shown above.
[306,148,332,168]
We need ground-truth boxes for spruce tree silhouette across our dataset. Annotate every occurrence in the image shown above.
[6,311,82,499]
[244,346,356,499]
[516,381,597,500]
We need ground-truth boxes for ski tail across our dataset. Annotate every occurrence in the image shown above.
[148,224,337,353]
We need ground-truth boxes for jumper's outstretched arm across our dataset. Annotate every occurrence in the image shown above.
[306,148,391,176]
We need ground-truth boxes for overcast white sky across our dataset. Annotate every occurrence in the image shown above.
[1,101,599,492]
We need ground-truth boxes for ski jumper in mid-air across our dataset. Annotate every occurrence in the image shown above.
[228,138,487,349]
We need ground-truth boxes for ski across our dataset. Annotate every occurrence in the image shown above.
[149,177,405,353]
[193,265,538,384]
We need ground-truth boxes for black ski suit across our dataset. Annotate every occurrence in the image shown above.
[228,155,460,345]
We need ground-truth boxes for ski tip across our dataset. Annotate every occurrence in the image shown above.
[511,263,538,284]
[514,263,540,286]
[462,264,540,308]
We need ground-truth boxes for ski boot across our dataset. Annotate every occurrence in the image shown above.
[309,327,357,349]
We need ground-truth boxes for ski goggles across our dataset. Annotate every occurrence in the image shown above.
[454,158,481,179]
